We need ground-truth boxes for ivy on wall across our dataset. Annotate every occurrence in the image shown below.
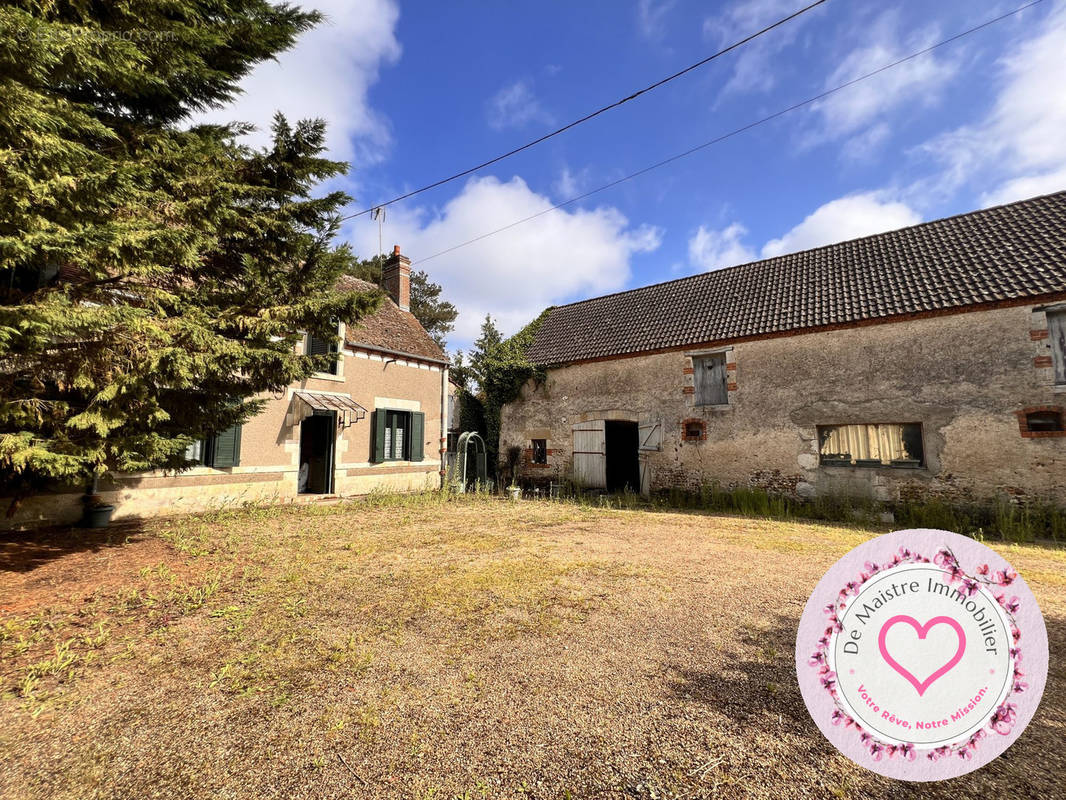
[453,309,550,478]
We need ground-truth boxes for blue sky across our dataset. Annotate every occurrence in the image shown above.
[200,0,1066,349]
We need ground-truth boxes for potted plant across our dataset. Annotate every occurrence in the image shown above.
[81,467,115,528]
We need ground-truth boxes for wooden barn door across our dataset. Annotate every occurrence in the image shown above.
[637,418,662,496]
[572,420,606,489]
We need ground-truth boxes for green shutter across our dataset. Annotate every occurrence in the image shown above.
[209,424,242,469]
[372,410,386,463]
[410,412,425,462]
[308,335,331,356]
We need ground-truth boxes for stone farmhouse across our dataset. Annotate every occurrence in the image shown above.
[10,247,450,527]
[501,191,1066,505]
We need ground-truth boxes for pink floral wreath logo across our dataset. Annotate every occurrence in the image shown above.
[808,545,1026,763]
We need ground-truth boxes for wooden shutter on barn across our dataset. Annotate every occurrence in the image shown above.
[572,420,606,489]
[694,354,728,405]
[638,419,662,451]
[410,412,425,461]
[1049,309,1066,385]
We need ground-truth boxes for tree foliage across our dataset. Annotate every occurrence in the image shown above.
[0,2,378,508]
[457,312,550,477]
[346,257,458,349]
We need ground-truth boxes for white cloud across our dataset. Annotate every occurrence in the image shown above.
[761,193,922,258]
[345,176,662,345]
[805,11,957,149]
[981,168,1066,208]
[552,166,591,200]
[638,0,676,41]
[194,0,401,166]
[486,80,552,131]
[839,122,891,162]
[703,0,823,96]
[917,4,1066,206]
[688,223,756,272]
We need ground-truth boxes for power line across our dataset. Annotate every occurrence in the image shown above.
[340,0,830,221]
[411,0,1043,267]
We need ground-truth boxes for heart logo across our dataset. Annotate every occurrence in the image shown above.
[878,615,966,696]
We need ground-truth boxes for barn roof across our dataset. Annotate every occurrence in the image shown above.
[526,190,1066,366]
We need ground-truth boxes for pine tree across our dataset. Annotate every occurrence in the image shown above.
[468,314,504,393]
[0,3,379,511]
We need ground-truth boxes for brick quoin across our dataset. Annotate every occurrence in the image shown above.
[682,386,695,395]
[727,381,738,391]
[682,366,694,375]
[1034,356,1053,367]
[1030,329,1050,340]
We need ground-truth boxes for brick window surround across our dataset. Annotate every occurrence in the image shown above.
[682,353,737,399]
[1016,406,1066,438]
[681,418,707,442]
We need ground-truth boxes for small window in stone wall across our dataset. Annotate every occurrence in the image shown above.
[1027,410,1063,431]
[531,439,547,464]
[1018,406,1065,438]
[682,419,706,442]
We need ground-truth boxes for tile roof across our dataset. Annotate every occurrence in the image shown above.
[338,276,446,362]
[527,190,1066,366]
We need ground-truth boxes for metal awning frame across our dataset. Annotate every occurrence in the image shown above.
[292,391,367,429]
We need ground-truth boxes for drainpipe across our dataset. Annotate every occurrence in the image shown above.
[440,364,449,489]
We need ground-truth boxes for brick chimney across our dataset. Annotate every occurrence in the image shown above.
[382,244,411,311]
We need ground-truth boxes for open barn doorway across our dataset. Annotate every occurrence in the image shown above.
[604,420,640,493]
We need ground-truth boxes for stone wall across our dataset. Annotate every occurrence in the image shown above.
[500,304,1066,504]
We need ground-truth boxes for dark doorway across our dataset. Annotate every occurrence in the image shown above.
[604,420,640,492]
[299,412,336,494]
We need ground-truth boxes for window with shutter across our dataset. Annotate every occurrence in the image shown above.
[307,325,339,375]
[374,410,417,461]
[1049,309,1066,385]
[694,354,728,405]
[204,424,242,468]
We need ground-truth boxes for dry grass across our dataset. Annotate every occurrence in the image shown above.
[1,494,1063,799]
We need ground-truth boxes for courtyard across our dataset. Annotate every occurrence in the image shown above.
[1,495,1063,799]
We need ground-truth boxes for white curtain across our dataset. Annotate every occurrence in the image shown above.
[821,424,908,463]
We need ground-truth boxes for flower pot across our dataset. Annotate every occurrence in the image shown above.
[81,504,116,528]
[506,486,521,501]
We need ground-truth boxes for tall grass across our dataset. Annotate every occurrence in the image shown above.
[563,483,1066,545]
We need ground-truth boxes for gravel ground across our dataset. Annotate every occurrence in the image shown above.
[1,495,1063,799]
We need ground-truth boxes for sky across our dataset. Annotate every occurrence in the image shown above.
[198,0,1066,350]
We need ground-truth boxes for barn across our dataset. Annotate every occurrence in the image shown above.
[500,191,1066,504]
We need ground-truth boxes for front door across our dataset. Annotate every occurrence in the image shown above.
[299,412,336,494]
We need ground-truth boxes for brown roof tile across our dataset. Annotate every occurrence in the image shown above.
[527,191,1066,365]
[337,276,446,362]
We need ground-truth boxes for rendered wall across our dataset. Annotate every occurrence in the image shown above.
[3,346,444,528]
